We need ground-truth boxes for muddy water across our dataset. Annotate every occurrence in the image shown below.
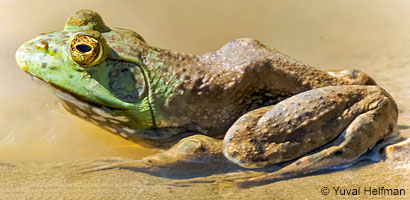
[0,0,409,199]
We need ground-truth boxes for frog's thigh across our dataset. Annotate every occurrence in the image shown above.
[223,85,398,169]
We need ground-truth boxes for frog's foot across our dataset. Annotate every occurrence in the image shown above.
[326,69,377,85]
[80,135,225,175]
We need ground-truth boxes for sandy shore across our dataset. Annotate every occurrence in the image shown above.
[0,159,409,199]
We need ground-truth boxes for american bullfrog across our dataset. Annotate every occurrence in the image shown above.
[15,10,398,187]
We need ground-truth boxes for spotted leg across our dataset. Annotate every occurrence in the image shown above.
[173,85,398,187]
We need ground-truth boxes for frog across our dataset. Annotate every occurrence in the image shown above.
[15,10,398,187]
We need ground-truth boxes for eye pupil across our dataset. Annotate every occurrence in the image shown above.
[76,44,92,53]
[69,33,105,67]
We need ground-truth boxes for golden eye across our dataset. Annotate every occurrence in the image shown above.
[69,33,105,67]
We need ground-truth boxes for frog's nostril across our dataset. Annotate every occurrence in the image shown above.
[35,41,49,50]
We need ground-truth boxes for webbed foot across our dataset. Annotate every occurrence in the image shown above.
[80,135,225,175]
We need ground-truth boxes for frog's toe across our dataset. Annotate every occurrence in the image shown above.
[169,170,264,187]
[79,162,122,174]
[50,157,124,173]
[78,157,149,174]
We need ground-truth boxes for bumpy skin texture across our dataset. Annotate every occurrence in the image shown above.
[16,10,398,186]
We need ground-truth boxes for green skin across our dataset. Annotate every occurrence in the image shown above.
[16,10,399,187]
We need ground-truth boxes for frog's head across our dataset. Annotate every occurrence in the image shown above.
[16,10,156,141]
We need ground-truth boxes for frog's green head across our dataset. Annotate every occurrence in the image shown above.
[16,10,157,141]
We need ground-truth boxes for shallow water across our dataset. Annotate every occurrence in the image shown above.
[1,0,410,199]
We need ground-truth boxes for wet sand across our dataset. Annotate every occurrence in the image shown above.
[1,0,409,199]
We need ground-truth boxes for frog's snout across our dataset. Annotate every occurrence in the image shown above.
[16,39,51,85]
[16,37,51,70]
[15,43,30,72]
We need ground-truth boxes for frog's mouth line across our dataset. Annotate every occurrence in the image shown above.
[23,70,119,112]
[24,70,50,85]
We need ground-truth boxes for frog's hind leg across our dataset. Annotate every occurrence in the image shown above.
[231,85,398,187]
[172,85,398,187]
